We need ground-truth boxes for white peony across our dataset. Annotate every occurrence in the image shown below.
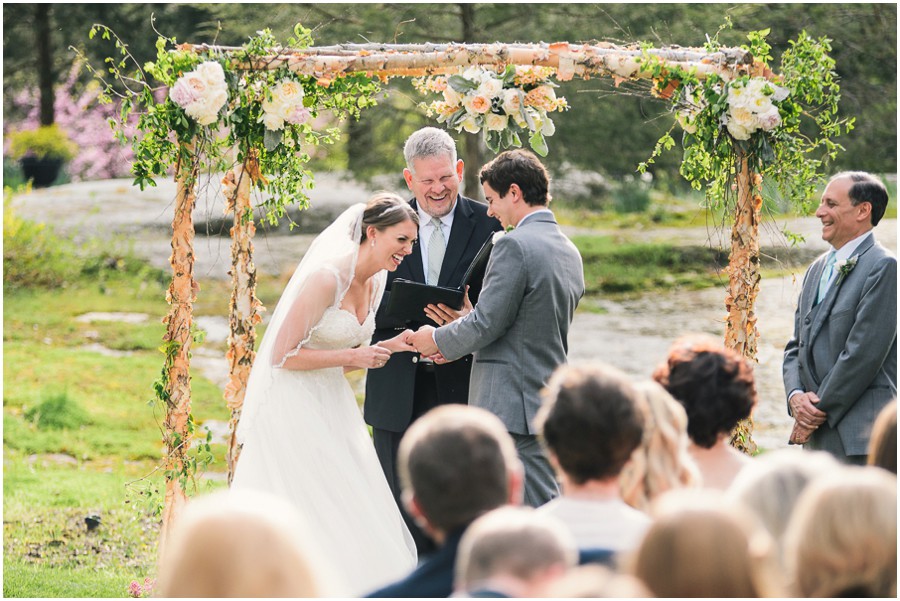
[757,105,782,131]
[170,61,228,126]
[262,79,307,131]
[476,77,503,99]
[501,88,523,117]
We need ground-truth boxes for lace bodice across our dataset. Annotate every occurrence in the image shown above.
[305,306,376,350]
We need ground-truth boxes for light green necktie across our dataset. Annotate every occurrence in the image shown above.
[427,217,445,286]
[817,251,837,304]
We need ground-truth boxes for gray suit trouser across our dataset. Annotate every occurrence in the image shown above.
[511,433,559,507]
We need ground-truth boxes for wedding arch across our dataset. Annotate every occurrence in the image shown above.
[86,23,850,548]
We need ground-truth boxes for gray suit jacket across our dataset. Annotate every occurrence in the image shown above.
[783,232,897,456]
[434,211,585,435]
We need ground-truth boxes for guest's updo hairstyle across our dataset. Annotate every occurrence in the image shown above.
[653,334,757,449]
[359,191,418,242]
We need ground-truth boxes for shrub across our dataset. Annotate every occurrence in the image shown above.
[3,61,136,181]
[7,125,77,161]
[24,391,90,430]
[3,189,77,291]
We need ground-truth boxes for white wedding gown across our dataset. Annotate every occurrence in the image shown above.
[231,306,417,595]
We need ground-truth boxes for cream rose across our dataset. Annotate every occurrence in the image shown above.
[463,94,492,115]
[484,112,509,131]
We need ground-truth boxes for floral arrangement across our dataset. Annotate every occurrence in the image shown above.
[261,79,311,131]
[639,25,854,215]
[676,77,789,141]
[413,65,568,156]
[169,61,228,126]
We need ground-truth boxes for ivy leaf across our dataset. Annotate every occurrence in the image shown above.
[448,75,478,93]
[263,128,283,151]
[529,131,549,157]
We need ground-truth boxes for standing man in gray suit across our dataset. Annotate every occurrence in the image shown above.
[783,171,897,464]
[410,149,585,506]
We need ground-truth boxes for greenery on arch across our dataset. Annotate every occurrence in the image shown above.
[638,23,854,216]
[82,24,380,225]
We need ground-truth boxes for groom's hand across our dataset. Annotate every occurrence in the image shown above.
[409,325,439,356]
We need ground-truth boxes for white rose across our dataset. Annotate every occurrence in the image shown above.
[727,83,752,110]
[501,88,522,116]
[726,115,754,140]
[459,114,482,134]
[477,77,503,99]
[195,62,226,87]
[771,84,790,102]
[484,112,509,131]
[262,112,284,131]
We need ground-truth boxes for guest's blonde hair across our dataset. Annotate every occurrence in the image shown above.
[156,489,331,597]
[784,466,897,597]
[627,489,783,597]
[619,380,699,510]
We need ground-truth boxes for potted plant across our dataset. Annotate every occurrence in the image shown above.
[7,124,76,187]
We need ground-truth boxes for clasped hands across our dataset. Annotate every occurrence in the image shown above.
[788,391,828,445]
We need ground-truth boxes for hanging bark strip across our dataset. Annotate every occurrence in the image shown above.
[724,152,761,455]
[159,140,200,560]
[186,41,752,83]
[222,152,265,483]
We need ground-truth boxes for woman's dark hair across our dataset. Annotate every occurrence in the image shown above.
[653,336,757,448]
[360,191,418,241]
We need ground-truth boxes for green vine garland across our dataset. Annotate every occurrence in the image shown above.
[638,22,854,217]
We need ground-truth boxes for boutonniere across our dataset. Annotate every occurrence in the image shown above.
[835,255,858,285]
[492,228,511,244]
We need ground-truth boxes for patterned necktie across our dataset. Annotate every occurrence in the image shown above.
[427,217,445,286]
[817,251,837,304]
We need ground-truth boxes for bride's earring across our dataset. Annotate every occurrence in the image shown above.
[371,238,375,247]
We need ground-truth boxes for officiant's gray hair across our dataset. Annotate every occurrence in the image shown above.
[404,127,458,173]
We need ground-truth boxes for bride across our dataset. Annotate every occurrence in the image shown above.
[231,192,420,595]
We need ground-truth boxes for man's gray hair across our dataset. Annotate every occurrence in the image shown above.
[403,127,458,174]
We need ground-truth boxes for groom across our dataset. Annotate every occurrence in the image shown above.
[410,149,585,507]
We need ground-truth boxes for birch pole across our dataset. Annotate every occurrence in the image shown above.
[724,151,761,455]
[159,140,199,557]
[222,151,264,483]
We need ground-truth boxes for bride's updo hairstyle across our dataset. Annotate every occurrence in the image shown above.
[359,192,418,243]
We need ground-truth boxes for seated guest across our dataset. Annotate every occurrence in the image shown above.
[619,380,700,511]
[156,489,334,597]
[653,334,757,489]
[367,405,524,598]
[784,466,897,597]
[727,448,838,560]
[547,564,651,598]
[867,399,897,474]
[535,362,651,562]
[453,506,577,597]
[628,489,784,597]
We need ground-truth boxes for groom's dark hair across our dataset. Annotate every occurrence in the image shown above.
[399,405,518,533]
[479,149,550,206]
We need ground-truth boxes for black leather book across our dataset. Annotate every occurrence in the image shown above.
[386,233,495,323]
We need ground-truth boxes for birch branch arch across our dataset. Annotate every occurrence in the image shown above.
[87,27,848,552]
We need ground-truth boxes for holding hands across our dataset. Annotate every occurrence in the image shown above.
[358,329,417,370]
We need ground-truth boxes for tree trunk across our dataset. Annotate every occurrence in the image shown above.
[724,151,760,455]
[35,4,54,126]
[159,141,199,561]
[223,155,263,484]
[458,3,486,199]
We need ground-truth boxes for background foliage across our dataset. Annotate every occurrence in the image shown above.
[3,3,895,199]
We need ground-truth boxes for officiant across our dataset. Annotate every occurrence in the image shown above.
[365,127,502,554]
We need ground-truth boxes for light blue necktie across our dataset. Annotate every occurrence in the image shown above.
[817,251,837,304]
[427,217,445,286]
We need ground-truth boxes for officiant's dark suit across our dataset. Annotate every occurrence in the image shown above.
[365,129,501,554]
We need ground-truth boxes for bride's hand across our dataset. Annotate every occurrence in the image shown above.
[377,329,417,353]
[354,344,392,369]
